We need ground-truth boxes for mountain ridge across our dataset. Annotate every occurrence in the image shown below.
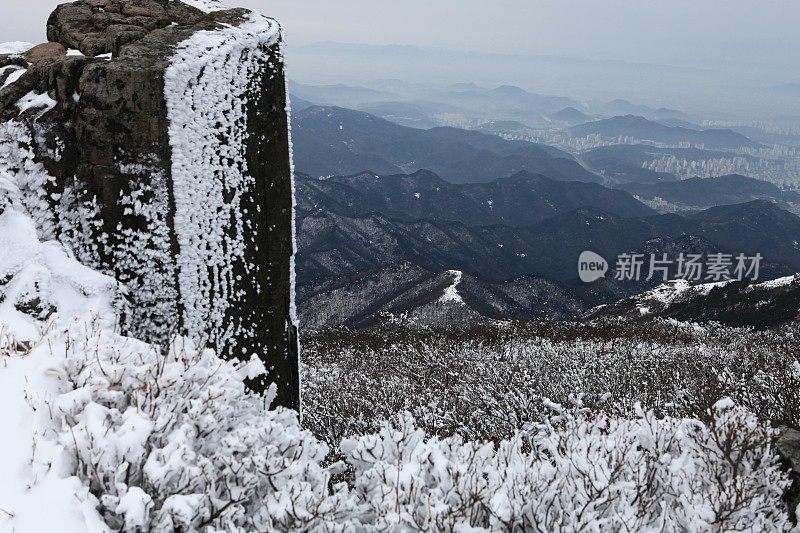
[572,115,761,150]
[292,105,602,183]
[296,169,656,226]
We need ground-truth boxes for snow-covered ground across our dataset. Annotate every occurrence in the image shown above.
[0,42,33,55]
[439,269,465,304]
[4,176,793,529]
[0,176,115,531]
[0,338,108,532]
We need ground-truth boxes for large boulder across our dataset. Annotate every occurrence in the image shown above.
[24,42,67,60]
[777,427,800,521]
[0,0,299,409]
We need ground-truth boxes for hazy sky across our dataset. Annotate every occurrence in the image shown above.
[5,0,799,70]
[3,1,800,116]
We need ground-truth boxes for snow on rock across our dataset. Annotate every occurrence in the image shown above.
[0,193,329,530]
[2,68,26,89]
[0,186,120,341]
[286,72,299,333]
[165,12,280,350]
[178,0,228,13]
[439,269,465,305]
[0,120,59,240]
[15,91,57,116]
[2,1,299,405]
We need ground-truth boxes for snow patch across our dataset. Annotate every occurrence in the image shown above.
[440,269,465,305]
[179,0,228,12]
[15,91,57,116]
[2,68,26,89]
[639,278,737,313]
[748,274,797,291]
[0,41,33,54]
[0,206,120,341]
[237,352,268,380]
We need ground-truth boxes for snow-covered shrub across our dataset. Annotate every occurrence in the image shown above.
[6,317,794,532]
[1,171,795,530]
[31,320,355,531]
[302,321,800,448]
[342,400,790,531]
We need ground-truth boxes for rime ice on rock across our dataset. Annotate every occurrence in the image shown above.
[0,0,300,409]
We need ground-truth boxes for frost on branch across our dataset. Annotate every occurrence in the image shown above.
[341,402,790,531]
[0,281,791,531]
[32,322,350,531]
[25,319,792,532]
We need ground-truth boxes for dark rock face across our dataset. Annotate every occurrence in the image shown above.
[46,0,206,57]
[777,428,800,522]
[0,0,299,409]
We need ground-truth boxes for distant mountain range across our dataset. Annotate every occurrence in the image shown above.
[296,170,655,226]
[296,197,800,298]
[617,174,800,211]
[293,165,800,329]
[572,115,761,150]
[585,275,800,329]
[285,94,799,330]
[290,79,583,126]
[295,198,800,329]
[290,81,398,108]
[299,263,590,329]
[292,105,600,183]
[548,107,592,125]
[429,84,578,118]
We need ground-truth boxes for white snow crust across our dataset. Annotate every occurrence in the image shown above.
[164,12,280,350]
[439,269,465,304]
[0,41,33,54]
[177,0,227,13]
